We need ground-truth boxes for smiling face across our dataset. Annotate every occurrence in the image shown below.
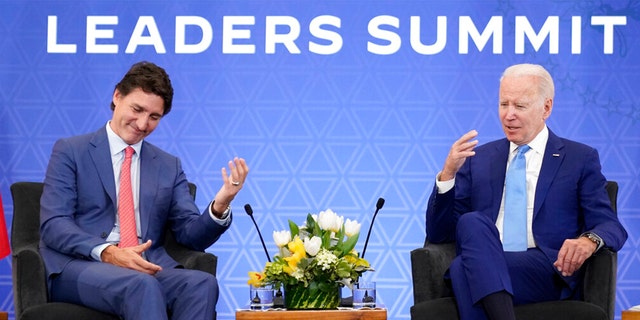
[499,74,552,145]
[110,87,164,145]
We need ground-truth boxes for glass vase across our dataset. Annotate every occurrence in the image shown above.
[284,281,341,309]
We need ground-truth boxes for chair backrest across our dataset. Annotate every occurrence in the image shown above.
[593,180,618,319]
[10,182,43,254]
[605,181,617,214]
[10,182,48,317]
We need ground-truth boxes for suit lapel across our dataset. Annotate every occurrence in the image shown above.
[88,128,117,207]
[489,140,510,220]
[139,142,160,239]
[534,130,565,217]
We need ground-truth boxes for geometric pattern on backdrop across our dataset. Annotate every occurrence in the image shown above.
[1,1,639,319]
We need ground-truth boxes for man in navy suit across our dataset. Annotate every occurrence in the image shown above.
[426,63,627,320]
[40,61,249,319]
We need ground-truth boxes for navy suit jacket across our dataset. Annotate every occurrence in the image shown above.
[40,127,230,280]
[426,129,627,292]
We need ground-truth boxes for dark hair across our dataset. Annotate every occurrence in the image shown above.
[110,61,174,115]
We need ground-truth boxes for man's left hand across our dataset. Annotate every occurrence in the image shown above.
[211,157,249,216]
[553,237,597,277]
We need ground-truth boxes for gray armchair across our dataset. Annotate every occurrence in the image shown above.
[410,181,619,320]
[10,181,217,320]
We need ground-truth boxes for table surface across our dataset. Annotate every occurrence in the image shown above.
[236,308,387,320]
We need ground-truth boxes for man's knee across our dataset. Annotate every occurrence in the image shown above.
[126,272,164,298]
[457,212,493,240]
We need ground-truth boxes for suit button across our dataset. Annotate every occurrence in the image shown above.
[101,232,108,238]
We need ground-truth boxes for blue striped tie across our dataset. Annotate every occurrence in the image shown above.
[503,145,530,252]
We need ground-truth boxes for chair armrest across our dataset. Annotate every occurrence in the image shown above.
[12,247,48,317]
[410,242,456,304]
[170,248,218,276]
[582,248,616,320]
[164,229,217,276]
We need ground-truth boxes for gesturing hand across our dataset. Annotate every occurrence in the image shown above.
[440,130,479,181]
[211,157,249,215]
[101,240,162,275]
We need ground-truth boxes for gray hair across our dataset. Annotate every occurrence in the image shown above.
[500,64,555,103]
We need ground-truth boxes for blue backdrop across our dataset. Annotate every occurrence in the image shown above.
[1,1,639,319]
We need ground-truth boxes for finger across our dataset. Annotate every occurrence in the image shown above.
[221,167,229,184]
[132,240,152,255]
[561,247,576,276]
[228,159,237,177]
[132,258,162,274]
[555,245,568,272]
[456,130,479,145]
[138,260,163,274]
[234,158,249,178]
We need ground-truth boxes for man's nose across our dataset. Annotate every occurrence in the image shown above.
[136,116,149,131]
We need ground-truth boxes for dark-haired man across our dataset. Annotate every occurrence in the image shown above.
[40,61,248,319]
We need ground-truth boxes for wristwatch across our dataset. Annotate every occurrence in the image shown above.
[581,232,603,252]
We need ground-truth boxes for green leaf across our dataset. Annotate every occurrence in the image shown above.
[289,220,299,237]
[306,214,316,233]
[342,233,359,256]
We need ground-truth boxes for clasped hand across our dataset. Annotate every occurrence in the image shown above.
[101,240,162,275]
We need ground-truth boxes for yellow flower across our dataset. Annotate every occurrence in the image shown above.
[284,236,305,270]
[247,271,265,287]
[283,264,294,275]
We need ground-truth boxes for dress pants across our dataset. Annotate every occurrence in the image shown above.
[50,259,218,320]
[447,212,564,320]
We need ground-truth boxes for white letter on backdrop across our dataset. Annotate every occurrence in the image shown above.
[125,16,166,54]
[411,16,447,55]
[459,16,502,54]
[309,15,342,55]
[175,16,212,54]
[265,16,301,54]
[591,16,627,54]
[515,16,559,54]
[86,16,118,54]
[368,15,401,55]
[223,16,255,54]
[47,16,77,53]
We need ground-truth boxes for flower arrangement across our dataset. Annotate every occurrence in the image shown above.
[247,209,373,308]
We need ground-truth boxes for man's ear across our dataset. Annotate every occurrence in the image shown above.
[543,98,553,120]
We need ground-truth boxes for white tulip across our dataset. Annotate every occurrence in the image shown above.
[318,209,342,232]
[273,230,291,248]
[344,219,361,237]
[304,236,322,256]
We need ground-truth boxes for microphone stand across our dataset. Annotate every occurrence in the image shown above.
[361,197,385,259]
[244,204,283,307]
[342,198,385,308]
[244,204,271,262]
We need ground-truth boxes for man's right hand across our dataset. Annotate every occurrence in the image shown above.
[439,130,479,181]
[101,240,162,275]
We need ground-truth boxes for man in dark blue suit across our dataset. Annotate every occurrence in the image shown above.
[40,61,249,319]
[426,63,627,320]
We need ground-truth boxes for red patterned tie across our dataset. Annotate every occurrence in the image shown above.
[118,146,137,248]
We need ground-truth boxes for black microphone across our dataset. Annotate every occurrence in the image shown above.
[361,197,385,259]
[244,204,271,263]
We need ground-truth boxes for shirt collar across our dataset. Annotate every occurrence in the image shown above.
[105,121,142,156]
[509,125,549,155]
